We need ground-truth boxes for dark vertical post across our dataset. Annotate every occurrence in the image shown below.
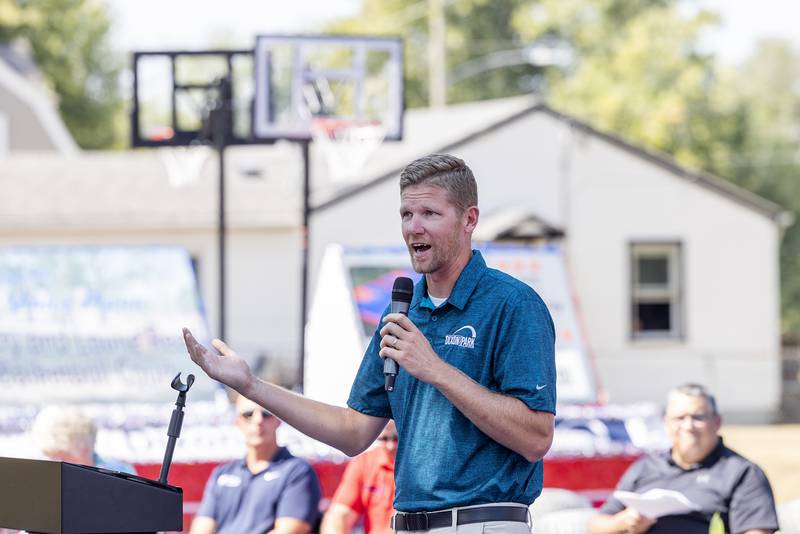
[210,75,232,341]
[169,54,178,135]
[217,144,227,341]
[130,52,140,147]
[298,140,311,391]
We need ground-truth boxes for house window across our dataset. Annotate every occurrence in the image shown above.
[630,243,682,340]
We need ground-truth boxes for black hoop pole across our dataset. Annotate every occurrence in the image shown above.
[297,140,310,392]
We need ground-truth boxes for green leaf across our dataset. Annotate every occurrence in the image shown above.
[708,512,725,534]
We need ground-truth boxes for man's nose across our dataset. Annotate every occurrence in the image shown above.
[252,412,267,423]
[408,216,425,234]
[678,416,697,430]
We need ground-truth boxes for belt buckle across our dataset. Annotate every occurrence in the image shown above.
[407,511,429,531]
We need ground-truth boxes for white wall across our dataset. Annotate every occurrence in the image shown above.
[0,60,78,153]
[562,120,781,419]
[2,105,780,415]
[310,110,783,420]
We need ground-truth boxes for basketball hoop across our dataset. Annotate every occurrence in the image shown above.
[159,145,213,188]
[310,118,387,183]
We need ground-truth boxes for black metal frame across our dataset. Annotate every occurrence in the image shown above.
[130,49,259,148]
[130,49,275,346]
[130,43,403,390]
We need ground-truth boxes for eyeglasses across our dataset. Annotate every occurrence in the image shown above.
[239,409,273,420]
[377,435,398,443]
[668,413,713,425]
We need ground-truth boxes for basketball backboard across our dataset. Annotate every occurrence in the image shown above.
[130,50,256,147]
[253,35,404,142]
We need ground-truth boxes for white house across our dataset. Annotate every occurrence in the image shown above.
[309,100,789,422]
[0,82,788,420]
[0,44,77,154]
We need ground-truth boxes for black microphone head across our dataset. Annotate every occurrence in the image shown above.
[392,277,414,304]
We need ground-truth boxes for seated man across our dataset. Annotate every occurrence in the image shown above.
[31,405,136,474]
[320,420,397,534]
[590,383,778,534]
[190,394,321,534]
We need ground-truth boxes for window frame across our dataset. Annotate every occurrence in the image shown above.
[629,241,684,342]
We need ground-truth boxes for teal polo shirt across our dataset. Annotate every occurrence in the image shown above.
[348,250,556,512]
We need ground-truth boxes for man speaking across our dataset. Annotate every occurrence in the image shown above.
[183,154,557,533]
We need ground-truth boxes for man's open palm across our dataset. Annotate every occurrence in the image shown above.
[182,327,252,393]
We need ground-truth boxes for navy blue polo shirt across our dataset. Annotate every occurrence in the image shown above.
[600,439,778,533]
[195,447,321,534]
[348,250,557,512]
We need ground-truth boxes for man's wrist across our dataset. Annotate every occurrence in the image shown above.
[238,374,260,399]
[429,357,465,392]
[613,512,628,534]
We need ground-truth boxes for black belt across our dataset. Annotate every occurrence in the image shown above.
[391,505,528,531]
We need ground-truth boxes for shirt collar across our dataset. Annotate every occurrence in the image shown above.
[698,437,725,467]
[666,437,725,470]
[411,250,486,311]
[236,447,290,473]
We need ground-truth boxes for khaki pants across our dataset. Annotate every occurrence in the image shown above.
[393,503,532,534]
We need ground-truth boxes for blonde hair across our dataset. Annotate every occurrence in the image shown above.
[399,154,478,212]
[32,405,97,455]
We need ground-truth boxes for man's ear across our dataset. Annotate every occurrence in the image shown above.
[464,206,479,233]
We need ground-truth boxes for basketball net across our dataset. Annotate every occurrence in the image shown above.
[159,145,213,188]
[310,117,387,183]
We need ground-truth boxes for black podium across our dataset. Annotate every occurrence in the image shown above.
[0,456,182,533]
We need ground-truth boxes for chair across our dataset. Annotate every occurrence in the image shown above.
[533,508,598,534]
[530,488,593,522]
[779,499,800,534]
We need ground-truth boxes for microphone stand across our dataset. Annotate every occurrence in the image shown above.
[159,372,194,485]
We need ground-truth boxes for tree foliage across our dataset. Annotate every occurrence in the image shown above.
[0,0,124,149]
[327,0,534,107]
[512,0,748,172]
[721,40,800,334]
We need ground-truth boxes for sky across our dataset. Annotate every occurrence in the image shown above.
[103,0,361,52]
[699,0,800,62]
[103,0,800,65]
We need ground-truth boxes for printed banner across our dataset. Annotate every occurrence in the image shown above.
[343,243,598,404]
[0,246,214,403]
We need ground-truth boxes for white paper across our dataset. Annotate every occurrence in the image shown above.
[613,488,700,518]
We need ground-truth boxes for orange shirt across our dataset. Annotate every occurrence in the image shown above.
[330,446,395,534]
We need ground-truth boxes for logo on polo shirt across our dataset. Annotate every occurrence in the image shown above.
[217,474,242,487]
[445,325,476,349]
[263,472,281,482]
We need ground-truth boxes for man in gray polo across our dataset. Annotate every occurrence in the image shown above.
[590,383,778,534]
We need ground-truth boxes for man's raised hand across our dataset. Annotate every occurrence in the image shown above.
[182,327,253,394]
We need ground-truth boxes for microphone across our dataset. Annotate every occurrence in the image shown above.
[385,277,413,392]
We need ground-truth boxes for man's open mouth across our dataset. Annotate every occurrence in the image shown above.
[411,243,431,253]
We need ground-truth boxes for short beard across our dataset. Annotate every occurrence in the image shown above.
[408,232,461,274]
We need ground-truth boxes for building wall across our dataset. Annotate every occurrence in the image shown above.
[562,121,781,420]
[0,86,60,150]
[1,104,781,416]
[0,60,77,153]
[311,111,783,420]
